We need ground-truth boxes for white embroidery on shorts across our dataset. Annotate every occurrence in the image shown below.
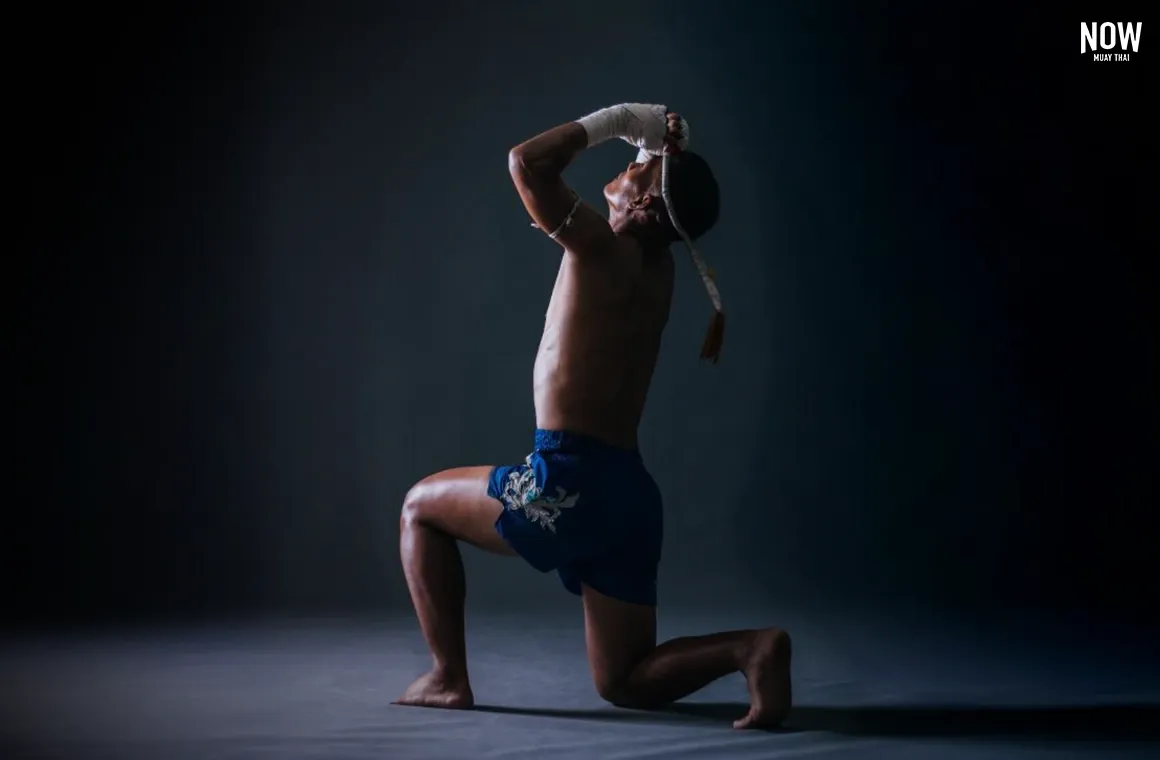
[501,455,578,533]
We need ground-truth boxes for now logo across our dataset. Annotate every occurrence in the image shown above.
[1080,22,1142,54]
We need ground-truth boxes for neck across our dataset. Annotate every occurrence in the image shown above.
[609,212,633,235]
[611,214,667,250]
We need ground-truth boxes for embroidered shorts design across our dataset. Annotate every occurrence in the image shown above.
[488,429,664,606]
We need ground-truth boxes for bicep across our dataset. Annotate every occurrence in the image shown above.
[508,152,616,256]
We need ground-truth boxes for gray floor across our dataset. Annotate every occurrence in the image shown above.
[2,612,1157,759]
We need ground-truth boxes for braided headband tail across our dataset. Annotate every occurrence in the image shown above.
[662,153,725,363]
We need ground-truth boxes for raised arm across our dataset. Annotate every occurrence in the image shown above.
[508,123,607,253]
[508,104,673,255]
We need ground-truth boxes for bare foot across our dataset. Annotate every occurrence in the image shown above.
[734,628,792,729]
[393,668,474,709]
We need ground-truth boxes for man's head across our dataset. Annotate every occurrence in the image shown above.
[604,151,720,244]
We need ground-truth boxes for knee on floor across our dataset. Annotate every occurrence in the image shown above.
[593,674,652,710]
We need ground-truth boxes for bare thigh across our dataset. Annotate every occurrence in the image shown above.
[402,466,516,556]
[581,583,657,692]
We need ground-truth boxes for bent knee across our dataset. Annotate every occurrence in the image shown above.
[594,675,651,709]
[399,481,434,529]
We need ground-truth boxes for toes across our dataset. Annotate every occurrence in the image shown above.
[734,708,786,730]
[393,687,474,710]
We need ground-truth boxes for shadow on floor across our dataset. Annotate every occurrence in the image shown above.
[472,702,1160,740]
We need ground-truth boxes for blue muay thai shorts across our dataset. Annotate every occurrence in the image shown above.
[488,429,664,606]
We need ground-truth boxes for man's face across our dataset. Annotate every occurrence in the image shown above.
[604,156,663,213]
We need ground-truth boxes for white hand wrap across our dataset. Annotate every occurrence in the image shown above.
[577,103,675,155]
[636,118,690,164]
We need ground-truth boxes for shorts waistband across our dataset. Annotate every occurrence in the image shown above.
[533,429,641,460]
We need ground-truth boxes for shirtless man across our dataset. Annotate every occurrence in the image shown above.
[395,104,792,729]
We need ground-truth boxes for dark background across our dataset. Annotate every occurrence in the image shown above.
[12,2,1155,628]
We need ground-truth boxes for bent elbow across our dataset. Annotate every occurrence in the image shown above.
[508,148,529,180]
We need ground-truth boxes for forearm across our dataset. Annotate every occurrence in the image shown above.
[508,103,669,178]
[508,122,588,178]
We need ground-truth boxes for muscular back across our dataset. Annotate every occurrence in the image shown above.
[533,237,674,450]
